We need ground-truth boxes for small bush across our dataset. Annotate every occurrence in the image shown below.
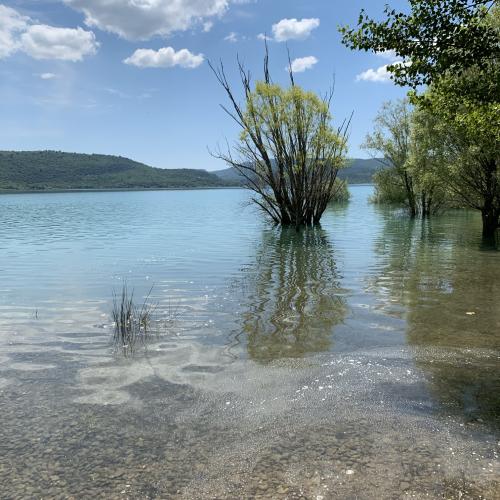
[330,178,350,203]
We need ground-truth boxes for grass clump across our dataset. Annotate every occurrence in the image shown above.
[111,284,158,356]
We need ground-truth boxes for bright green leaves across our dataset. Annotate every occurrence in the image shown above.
[240,81,344,174]
[339,0,499,88]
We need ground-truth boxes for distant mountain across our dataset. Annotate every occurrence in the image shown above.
[214,158,383,185]
[0,151,231,191]
[339,158,384,184]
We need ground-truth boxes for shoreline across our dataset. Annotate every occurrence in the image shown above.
[0,185,243,195]
[0,183,374,196]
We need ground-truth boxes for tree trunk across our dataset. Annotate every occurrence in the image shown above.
[481,208,499,239]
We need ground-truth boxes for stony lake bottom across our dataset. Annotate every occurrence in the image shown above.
[0,185,499,499]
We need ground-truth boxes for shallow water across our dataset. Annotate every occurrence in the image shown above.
[0,186,499,499]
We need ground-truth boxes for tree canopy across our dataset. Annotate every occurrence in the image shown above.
[211,51,349,228]
[339,0,499,88]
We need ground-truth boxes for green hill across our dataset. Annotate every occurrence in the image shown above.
[339,158,383,184]
[214,158,383,185]
[0,151,230,191]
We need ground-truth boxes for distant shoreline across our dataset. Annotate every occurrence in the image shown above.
[0,186,243,195]
[0,183,373,195]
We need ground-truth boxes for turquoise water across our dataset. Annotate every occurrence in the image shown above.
[0,186,499,498]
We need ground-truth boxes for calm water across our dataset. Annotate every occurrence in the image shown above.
[0,186,499,499]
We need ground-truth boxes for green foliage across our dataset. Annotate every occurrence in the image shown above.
[339,0,499,88]
[363,100,420,214]
[407,107,451,213]
[211,50,349,227]
[371,168,409,205]
[416,69,500,234]
[366,100,452,215]
[240,82,347,173]
[345,2,499,236]
[0,151,231,191]
[330,178,350,203]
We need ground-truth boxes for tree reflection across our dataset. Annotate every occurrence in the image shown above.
[371,208,500,427]
[232,227,346,363]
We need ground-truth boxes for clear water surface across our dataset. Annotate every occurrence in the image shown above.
[0,186,499,499]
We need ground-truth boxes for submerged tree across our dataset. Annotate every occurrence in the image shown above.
[407,107,450,216]
[341,1,499,237]
[210,50,350,228]
[414,7,500,236]
[421,72,500,237]
[363,99,418,216]
[367,100,450,216]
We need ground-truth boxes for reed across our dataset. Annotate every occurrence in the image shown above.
[111,284,156,355]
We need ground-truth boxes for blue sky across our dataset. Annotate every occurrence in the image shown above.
[0,0,409,171]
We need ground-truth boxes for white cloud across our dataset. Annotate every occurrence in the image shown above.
[271,18,319,42]
[0,5,97,61]
[289,56,318,73]
[0,5,29,58]
[224,32,238,43]
[124,47,204,69]
[63,0,231,40]
[21,25,98,61]
[257,33,271,41]
[375,50,400,61]
[203,21,214,32]
[39,72,58,79]
[356,55,409,83]
[356,64,392,83]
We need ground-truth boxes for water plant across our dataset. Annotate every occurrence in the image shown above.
[111,284,158,355]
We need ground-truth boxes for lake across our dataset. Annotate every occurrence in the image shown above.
[0,185,499,498]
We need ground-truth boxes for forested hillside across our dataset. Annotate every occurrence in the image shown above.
[0,151,230,191]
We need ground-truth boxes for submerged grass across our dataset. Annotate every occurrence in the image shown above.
[111,283,177,356]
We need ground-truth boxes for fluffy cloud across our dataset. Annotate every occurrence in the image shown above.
[63,0,230,40]
[0,5,97,61]
[356,64,392,83]
[21,25,98,61]
[289,56,318,73]
[356,53,408,83]
[271,18,319,42]
[39,72,58,79]
[124,47,204,69]
[0,5,29,58]
[356,50,410,83]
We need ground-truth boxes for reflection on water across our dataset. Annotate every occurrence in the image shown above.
[232,227,346,362]
[0,187,499,498]
[370,210,500,428]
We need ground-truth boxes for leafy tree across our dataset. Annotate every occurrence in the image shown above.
[331,178,350,203]
[342,2,499,237]
[420,70,500,236]
[407,107,450,216]
[339,0,498,89]
[210,51,350,228]
[371,168,411,206]
[363,100,418,215]
[367,100,449,216]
